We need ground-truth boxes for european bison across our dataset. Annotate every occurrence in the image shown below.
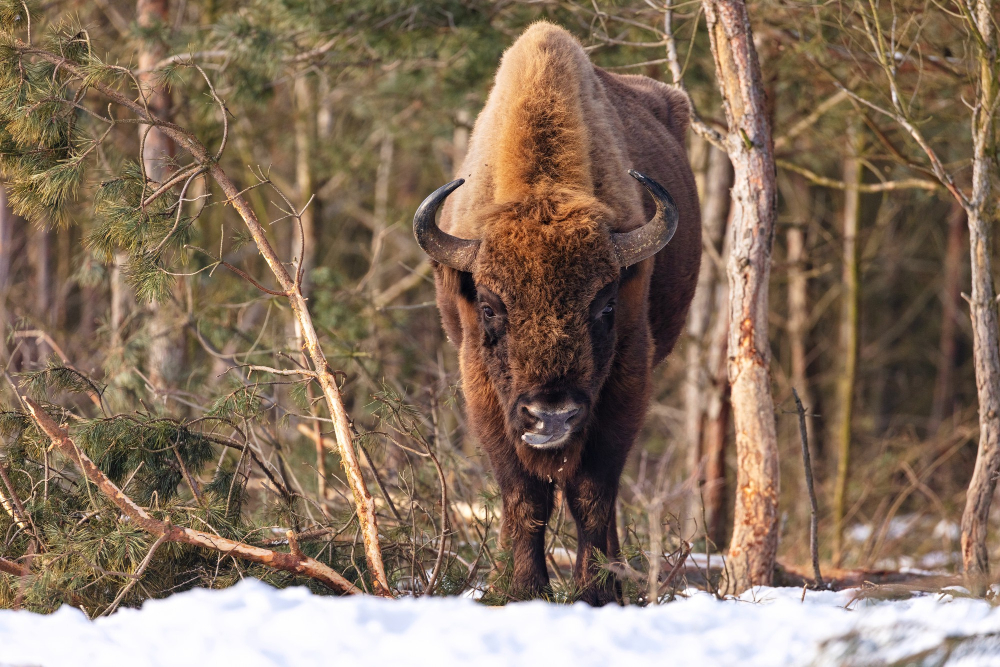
[413,22,701,604]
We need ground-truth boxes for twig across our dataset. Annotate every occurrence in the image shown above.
[0,462,32,535]
[102,532,169,616]
[792,388,823,588]
[663,2,726,150]
[658,542,692,596]
[247,365,319,377]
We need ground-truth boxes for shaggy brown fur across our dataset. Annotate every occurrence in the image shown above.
[431,22,701,605]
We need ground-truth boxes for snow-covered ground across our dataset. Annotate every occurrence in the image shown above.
[2,580,999,666]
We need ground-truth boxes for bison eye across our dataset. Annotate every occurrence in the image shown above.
[482,304,496,319]
[602,302,615,316]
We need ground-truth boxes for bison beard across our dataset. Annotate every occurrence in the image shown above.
[414,23,701,605]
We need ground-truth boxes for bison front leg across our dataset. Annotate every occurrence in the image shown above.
[499,474,554,599]
[566,473,621,606]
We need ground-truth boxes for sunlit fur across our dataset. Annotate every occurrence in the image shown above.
[432,22,701,604]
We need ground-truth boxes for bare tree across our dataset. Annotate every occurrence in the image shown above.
[956,0,1000,590]
[835,0,1000,592]
[700,0,781,593]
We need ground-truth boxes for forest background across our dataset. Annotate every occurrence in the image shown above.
[0,0,996,612]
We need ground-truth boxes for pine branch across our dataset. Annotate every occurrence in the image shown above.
[23,397,360,595]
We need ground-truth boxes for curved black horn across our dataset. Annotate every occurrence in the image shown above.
[413,178,480,272]
[612,170,679,267]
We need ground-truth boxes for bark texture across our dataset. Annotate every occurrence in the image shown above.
[701,0,780,594]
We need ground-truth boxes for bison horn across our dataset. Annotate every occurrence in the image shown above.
[413,178,480,272]
[612,170,679,267]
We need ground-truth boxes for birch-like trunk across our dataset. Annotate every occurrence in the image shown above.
[702,0,780,594]
[831,124,862,568]
[960,0,1000,592]
[137,0,186,391]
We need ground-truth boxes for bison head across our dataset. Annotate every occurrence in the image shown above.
[414,171,677,452]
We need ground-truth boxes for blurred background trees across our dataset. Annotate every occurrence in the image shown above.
[0,0,998,608]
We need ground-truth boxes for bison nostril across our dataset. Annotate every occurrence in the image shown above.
[524,404,582,428]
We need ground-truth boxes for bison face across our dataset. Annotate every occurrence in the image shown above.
[467,201,621,450]
[414,172,678,454]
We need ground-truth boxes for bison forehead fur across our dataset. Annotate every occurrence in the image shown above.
[474,194,619,384]
[421,21,701,605]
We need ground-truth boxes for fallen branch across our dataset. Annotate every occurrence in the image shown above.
[23,397,360,595]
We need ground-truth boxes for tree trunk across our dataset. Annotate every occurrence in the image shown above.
[781,173,816,450]
[292,73,317,296]
[930,200,966,432]
[137,0,187,392]
[110,252,131,343]
[831,123,863,568]
[702,0,780,594]
[703,266,732,548]
[54,222,72,330]
[0,186,11,333]
[28,222,51,364]
[29,224,49,322]
[960,0,1000,593]
[684,137,733,540]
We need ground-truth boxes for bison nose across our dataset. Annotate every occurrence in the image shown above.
[520,403,583,449]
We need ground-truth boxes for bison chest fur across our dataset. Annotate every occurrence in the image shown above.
[413,22,700,605]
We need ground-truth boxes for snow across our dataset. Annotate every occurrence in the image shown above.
[2,581,1000,666]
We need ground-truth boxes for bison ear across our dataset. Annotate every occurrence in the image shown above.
[413,179,481,272]
[611,170,679,267]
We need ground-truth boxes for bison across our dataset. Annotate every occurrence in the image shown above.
[413,22,701,605]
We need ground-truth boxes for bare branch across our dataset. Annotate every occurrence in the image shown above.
[776,158,939,192]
